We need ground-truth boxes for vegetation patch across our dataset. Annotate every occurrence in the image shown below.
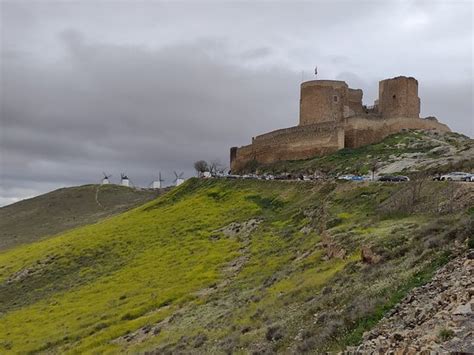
[0,178,470,353]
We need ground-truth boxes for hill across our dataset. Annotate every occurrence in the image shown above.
[241,130,474,176]
[0,184,163,251]
[354,251,473,353]
[0,178,472,353]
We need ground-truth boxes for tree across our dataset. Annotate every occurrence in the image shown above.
[407,171,429,211]
[353,161,364,175]
[369,159,379,181]
[194,160,208,176]
[209,159,223,174]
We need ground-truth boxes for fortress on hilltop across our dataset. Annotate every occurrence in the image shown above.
[230,75,451,171]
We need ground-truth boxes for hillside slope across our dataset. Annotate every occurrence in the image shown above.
[0,179,472,353]
[353,251,473,353]
[246,130,473,176]
[0,184,163,251]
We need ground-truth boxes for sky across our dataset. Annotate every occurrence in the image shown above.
[1,0,473,206]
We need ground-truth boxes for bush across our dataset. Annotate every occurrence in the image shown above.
[94,322,108,331]
[468,235,474,249]
[121,313,136,321]
[266,325,283,342]
[438,328,455,341]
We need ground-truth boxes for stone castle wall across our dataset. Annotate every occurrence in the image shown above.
[344,116,451,148]
[347,88,364,115]
[231,123,344,171]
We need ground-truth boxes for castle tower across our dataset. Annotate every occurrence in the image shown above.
[378,76,420,118]
[299,80,348,125]
[299,80,364,125]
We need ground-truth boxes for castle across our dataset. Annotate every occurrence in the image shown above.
[230,76,451,171]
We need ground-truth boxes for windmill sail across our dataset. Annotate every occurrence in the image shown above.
[102,172,111,184]
[152,172,164,189]
[174,171,185,186]
[121,173,130,187]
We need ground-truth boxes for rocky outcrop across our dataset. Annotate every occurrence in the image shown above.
[347,251,473,353]
[360,246,381,264]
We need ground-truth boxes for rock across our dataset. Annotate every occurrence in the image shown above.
[391,333,404,342]
[346,252,474,353]
[325,244,346,260]
[453,303,472,315]
[299,226,312,234]
[361,246,381,264]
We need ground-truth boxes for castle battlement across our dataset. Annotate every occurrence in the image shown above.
[230,75,450,172]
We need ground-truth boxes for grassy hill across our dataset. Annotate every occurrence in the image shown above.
[0,184,163,251]
[243,130,474,176]
[0,178,472,353]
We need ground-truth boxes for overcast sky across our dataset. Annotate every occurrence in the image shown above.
[1,0,473,206]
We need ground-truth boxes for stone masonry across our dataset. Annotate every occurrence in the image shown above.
[230,75,451,171]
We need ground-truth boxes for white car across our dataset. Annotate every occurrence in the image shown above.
[439,172,473,181]
[337,174,354,181]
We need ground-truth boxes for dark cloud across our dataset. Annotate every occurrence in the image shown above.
[0,1,472,205]
[1,30,299,205]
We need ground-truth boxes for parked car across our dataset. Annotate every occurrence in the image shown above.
[378,175,410,182]
[275,174,290,180]
[242,174,258,180]
[439,172,473,181]
[337,174,355,181]
[337,174,364,181]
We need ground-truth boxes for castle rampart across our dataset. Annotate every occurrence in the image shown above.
[344,116,450,149]
[231,123,344,171]
[230,75,450,171]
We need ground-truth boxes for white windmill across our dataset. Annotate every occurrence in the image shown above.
[152,172,165,189]
[173,171,185,186]
[121,173,130,187]
[102,172,112,185]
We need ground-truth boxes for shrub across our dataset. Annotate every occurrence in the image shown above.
[438,328,455,341]
[468,235,474,249]
[266,325,283,342]
[193,333,208,348]
[94,322,108,331]
[121,313,136,321]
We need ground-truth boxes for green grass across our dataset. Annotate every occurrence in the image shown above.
[0,184,163,251]
[0,178,470,353]
[0,180,260,353]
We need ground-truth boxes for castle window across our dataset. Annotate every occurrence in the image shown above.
[392,94,396,99]
[333,95,338,102]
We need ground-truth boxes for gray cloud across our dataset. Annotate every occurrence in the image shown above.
[0,1,472,206]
